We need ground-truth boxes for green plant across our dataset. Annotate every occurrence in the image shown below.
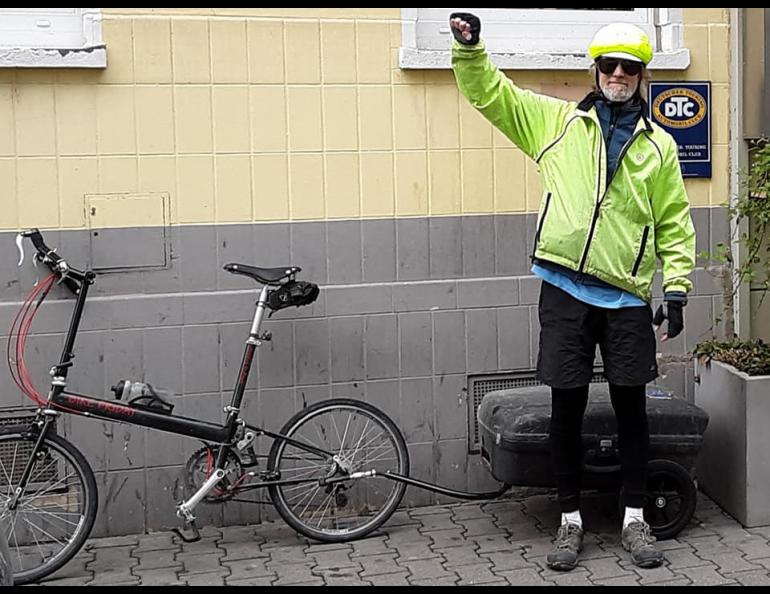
[694,337,770,376]
[695,139,770,374]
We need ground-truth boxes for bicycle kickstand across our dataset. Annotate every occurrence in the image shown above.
[172,519,201,543]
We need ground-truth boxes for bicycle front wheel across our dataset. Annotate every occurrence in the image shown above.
[267,399,409,542]
[0,429,98,585]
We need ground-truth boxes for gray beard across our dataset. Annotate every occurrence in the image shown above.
[600,81,637,103]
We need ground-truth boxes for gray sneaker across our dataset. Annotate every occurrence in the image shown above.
[546,522,584,571]
[621,521,664,568]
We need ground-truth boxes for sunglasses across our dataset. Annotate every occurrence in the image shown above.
[596,58,643,76]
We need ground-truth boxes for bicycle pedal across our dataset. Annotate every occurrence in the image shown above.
[172,520,201,543]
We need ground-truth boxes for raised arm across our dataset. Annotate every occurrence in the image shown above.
[450,12,574,160]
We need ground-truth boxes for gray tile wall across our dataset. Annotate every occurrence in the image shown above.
[0,208,722,535]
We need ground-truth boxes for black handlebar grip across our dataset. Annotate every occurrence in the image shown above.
[27,229,49,253]
[449,12,481,46]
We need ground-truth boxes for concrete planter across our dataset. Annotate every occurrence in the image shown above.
[694,359,770,527]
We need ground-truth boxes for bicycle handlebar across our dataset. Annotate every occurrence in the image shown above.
[16,228,86,295]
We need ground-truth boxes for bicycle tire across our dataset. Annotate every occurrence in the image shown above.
[0,430,98,584]
[267,399,409,543]
[0,515,11,586]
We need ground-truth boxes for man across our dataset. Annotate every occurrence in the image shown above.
[450,14,695,571]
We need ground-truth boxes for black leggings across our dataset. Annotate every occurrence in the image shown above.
[550,384,649,512]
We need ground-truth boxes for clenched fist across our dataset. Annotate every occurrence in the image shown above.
[449,12,481,45]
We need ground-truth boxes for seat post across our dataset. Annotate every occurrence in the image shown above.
[249,285,271,338]
[225,284,271,416]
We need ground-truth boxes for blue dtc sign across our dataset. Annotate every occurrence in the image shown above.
[649,82,711,178]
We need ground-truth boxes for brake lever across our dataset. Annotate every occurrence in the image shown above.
[16,233,41,286]
[15,233,24,267]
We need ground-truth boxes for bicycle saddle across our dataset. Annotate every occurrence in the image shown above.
[223,263,301,285]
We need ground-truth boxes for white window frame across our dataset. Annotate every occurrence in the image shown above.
[0,8,106,68]
[400,8,690,70]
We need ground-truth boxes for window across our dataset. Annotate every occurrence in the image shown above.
[400,8,690,70]
[0,8,105,68]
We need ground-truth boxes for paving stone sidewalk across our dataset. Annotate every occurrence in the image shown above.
[35,491,770,586]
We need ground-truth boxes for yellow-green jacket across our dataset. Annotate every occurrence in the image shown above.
[452,41,695,302]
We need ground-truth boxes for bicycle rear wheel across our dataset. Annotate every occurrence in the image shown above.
[0,429,98,584]
[267,399,409,542]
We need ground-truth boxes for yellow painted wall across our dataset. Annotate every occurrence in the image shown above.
[0,8,730,230]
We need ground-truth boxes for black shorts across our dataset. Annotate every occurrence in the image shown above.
[536,281,658,389]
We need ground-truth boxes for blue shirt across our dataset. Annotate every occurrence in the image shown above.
[532,264,646,309]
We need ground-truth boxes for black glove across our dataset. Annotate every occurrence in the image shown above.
[653,293,686,340]
[449,12,481,45]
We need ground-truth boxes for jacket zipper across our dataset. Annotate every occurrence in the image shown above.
[605,107,619,184]
[631,225,650,277]
[577,137,604,273]
[532,192,552,256]
[578,126,647,273]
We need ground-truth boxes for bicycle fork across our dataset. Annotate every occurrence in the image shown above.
[6,412,58,511]
[172,469,227,543]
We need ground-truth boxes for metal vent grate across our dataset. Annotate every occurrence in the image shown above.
[467,370,606,453]
[0,408,37,428]
[0,408,49,483]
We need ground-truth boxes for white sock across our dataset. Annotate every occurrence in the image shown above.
[561,510,583,528]
[623,507,645,528]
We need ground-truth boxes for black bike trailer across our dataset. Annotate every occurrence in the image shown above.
[478,384,709,539]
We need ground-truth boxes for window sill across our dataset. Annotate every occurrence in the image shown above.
[399,47,691,71]
[0,45,106,68]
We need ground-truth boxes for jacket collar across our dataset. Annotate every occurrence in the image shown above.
[577,91,653,132]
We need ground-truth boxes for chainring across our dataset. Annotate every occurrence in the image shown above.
[184,446,243,503]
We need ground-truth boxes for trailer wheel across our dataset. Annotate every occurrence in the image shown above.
[619,459,696,540]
